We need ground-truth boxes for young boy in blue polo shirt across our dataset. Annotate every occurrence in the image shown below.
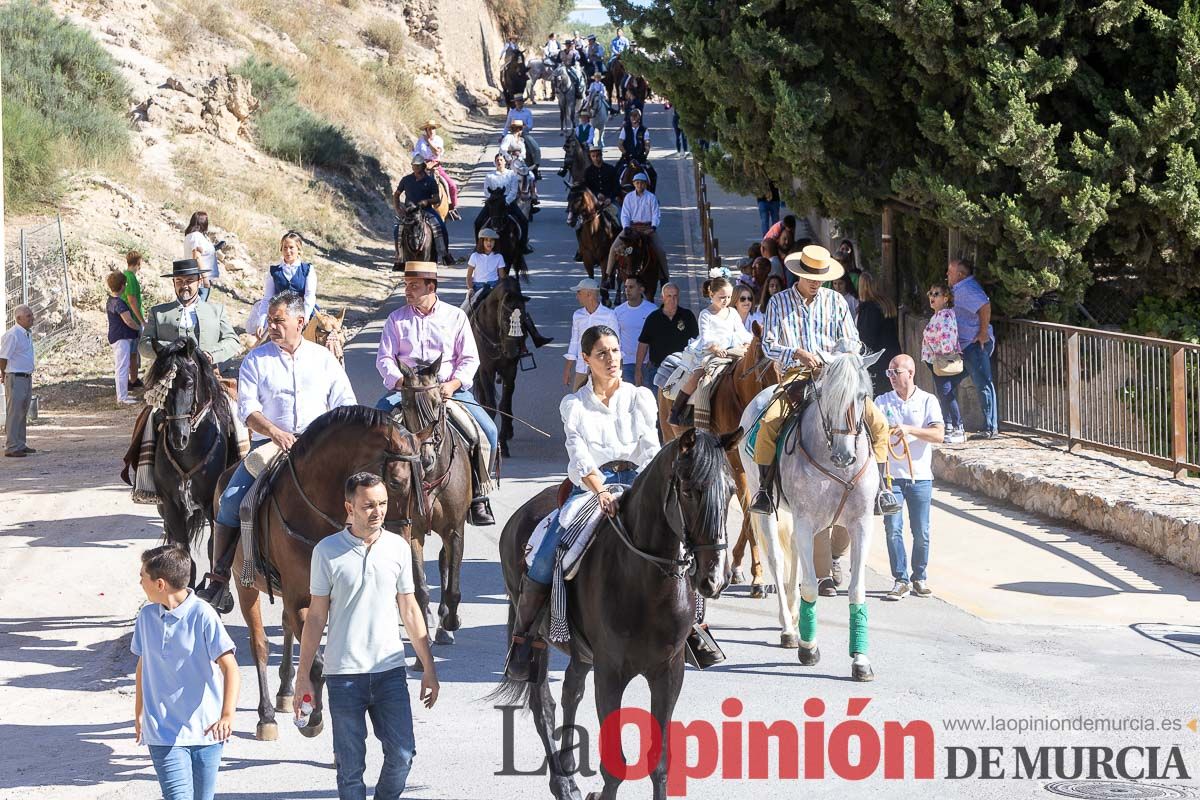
[133,544,240,800]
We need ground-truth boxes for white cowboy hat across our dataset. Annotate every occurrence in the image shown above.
[784,245,845,282]
[571,278,601,292]
[402,261,439,280]
[422,119,438,130]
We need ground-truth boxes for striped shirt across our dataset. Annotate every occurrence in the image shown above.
[762,286,858,370]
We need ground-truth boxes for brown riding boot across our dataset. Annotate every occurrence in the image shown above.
[196,522,238,614]
[684,623,726,669]
[504,574,551,682]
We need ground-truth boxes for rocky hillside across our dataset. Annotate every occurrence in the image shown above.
[5,0,512,405]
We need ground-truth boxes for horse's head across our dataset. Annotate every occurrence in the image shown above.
[485,186,508,217]
[147,338,223,452]
[566,184,593,216]
[813,345,880,469]
[395,356,444,433]
[306,308,346,356]
[668,427,742,599]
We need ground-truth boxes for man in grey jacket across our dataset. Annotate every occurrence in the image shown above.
[140,259,241,366]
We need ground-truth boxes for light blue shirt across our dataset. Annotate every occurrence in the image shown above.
[131,591,235,746]
[504,107,534,134]
[951,275,993,348]
[620,189,661,228]
[611,35,629,55]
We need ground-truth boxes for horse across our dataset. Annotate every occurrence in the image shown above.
[554,64,580,132]
[501,55,528,108]
[302,308,346,363]
[607,55,626,105]
[477,185,528,277]
[567,184,619,281]
[736,348,883,681]
[469,276,532,458]
[658,324,778,598]
[562,133,589,185]
[389,358,473,655]
[146,339,237,587]
[618,156,656,198]
[526,58,554,101]
[607,227,666,304]
[394,203,438,269]
[513,159,535,222]
[217,406,430,741]
[492,427,740,800]
[583,85,609,141]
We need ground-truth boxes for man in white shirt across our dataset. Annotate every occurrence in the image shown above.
[296,472,438,800]
[1,304,36,457]
[613,277,656,387]
[875,354,944,601]
[607,173,668,289]
[198,291,356,612]
[563,278,619,391]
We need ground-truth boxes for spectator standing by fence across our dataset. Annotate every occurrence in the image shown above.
[756,182,781,237]
[184,211,221,302]
[1,305,36,458]
[856,271,902,397]
[947,257,997,439]
[106,272,141,406]
[922,282,965,443]
[122,252,146,388]
[876,355,944,601]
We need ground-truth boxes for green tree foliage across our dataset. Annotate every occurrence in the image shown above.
[607,0,1200,312]
[0,0,130,209]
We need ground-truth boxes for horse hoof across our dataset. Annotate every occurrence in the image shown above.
[256,722,279,741]
[275,694,294,713]
[798,645,820,666]
[730,568,745,585]
[434,627,455,645]
[298,720,324,738]
[852,662,875,682]
[780,632,799,649]
[750,584,767,599]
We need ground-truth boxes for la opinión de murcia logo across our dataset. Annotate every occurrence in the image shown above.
[495,698,1193,796]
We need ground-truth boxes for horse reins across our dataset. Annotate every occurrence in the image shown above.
[792,387,872,531]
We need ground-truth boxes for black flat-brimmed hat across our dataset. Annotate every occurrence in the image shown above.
[162,258,203,278]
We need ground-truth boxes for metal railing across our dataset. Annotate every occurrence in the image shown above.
[992,319,1200,477]
[692,158,719,268]
[4,216,75,350]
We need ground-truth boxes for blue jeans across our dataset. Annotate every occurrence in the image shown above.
[674,127,688,152]
[527,466,637,583]
[927,364,963,430]
[953,340,997,432]
[327,664,415,800]
[148,743,223,800]
[215,438,270,527]
[375,389,498,460]
[757,200,781,237]
[883,479,933,582]
[621,362,653,389]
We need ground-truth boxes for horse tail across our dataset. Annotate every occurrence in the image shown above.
[484,676,534,710]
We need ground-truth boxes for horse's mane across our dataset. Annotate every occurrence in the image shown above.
[636,431,732,545]
[146,338,234,432]
[288,405,393,463]
[816,350,872,420]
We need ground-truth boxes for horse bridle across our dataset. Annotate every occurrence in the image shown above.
[813,385,867,453]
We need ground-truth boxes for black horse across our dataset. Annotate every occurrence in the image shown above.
[146,339,237,586]
[469,276,532,458]
[492,427,740,800]
[394,203,439,269]
[501,54,528,109]
[477,187,527,276]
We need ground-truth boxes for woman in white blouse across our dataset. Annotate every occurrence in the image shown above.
[668,276,753,425]
[505,324,660,680]
[183,211,221,301]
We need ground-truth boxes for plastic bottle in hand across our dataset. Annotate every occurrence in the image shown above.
[295,694,313,728]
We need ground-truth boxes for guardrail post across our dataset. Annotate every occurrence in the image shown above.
[1067,332,1081,452]
[1172,346,1188,478]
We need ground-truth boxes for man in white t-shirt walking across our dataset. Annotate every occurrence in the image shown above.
[874,354,944,601]
[296,473,439,800]
[613,276,655,387]
[563,278,618,391]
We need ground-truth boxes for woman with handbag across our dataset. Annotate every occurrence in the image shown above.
[922,282,965,443]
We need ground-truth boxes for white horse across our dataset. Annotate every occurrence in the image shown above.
[737,347,883,681]
[584,84,610,142]
[554,64,581,132]
[525,58,554,102]
[511,158,534,221]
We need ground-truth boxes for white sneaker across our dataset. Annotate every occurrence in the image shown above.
[912,580,932,597]
[945,428,966,444]
[883,580,910,601]
[118,398,140,405]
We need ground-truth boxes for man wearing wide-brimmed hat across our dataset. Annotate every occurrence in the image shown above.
[375,262,498,526]
[139,259,241,364]
[393,154,454,268]
[750,244,900,518]
[412,119,458,216]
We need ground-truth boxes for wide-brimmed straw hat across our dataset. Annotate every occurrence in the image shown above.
[478,228,499,240]
[402,261,439,280]
[162,258,203,278]
[509,119,525,128]
[785,245,845,282]
[422,119,438,130]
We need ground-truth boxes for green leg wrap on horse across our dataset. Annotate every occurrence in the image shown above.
[799,598,817,642]
[849,602,868,656]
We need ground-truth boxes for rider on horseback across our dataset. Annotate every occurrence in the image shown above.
[140,259,242,366]
[499,120,540,212]
[413,119,459,217]
[504,324,726,682]
[749,246,902,517]
[197,291,357,613]
[466,229,553,347]
[375,262,498,527]
[617,107,657,191]
[585,34,605,76]
[606,173,668,289]
[559,39,584,98]
[393,155,454,266]
[477,152,533,255]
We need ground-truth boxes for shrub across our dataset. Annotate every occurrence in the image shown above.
[362,19,407,58]
[0,0,130,208]
[231,55,296,106]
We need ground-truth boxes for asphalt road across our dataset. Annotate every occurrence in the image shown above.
[3,102,1199,800]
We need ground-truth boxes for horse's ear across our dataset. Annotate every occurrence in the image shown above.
[752,321,762,339]
[862,349,885,368]
[430,354,443,377]
[397,361,415,382]
[678,426,697,452]
[337,308,346,324]
[717,427,744,452]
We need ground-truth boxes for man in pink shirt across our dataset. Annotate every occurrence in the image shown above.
[375,262,497,525]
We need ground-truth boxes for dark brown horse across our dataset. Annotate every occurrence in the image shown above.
[146,339,238,587]
[607,227,666,304]
[470,276,531,457]
[563,133,590,185]
[219,406,429,741]
[478,187,527,277]
[659,324,779,597]
[567,185,619,281]
[390,358,473,657]
[492,428,740,800]
[395,204,438,269]
[501,53,528,108]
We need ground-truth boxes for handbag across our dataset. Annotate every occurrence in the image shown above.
[933,353,964,377]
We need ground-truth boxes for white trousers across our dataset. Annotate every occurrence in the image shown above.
[112,340,132,401]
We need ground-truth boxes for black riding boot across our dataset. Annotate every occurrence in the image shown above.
[522,313,554,349]
[668,390,692,427]
[504,574,551,682]
[875,463,902,516]
[750,463,776,515]
[685,623,727,669]
[196,522,238,614]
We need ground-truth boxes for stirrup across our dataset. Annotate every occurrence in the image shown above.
[684,624,726,669]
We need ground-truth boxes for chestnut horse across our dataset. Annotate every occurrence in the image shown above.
[659,324,778,596]
[567,184,619,281]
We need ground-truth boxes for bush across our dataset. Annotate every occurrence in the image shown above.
[362,20,407,58]
[0,0,130,208]
[232,55,358,168]
[1125,296,1200,344]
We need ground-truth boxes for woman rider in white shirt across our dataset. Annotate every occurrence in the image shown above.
[504,324,659,680]
[668,276,753,425]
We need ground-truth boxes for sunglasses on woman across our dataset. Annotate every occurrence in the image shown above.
[738,296,753,303]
